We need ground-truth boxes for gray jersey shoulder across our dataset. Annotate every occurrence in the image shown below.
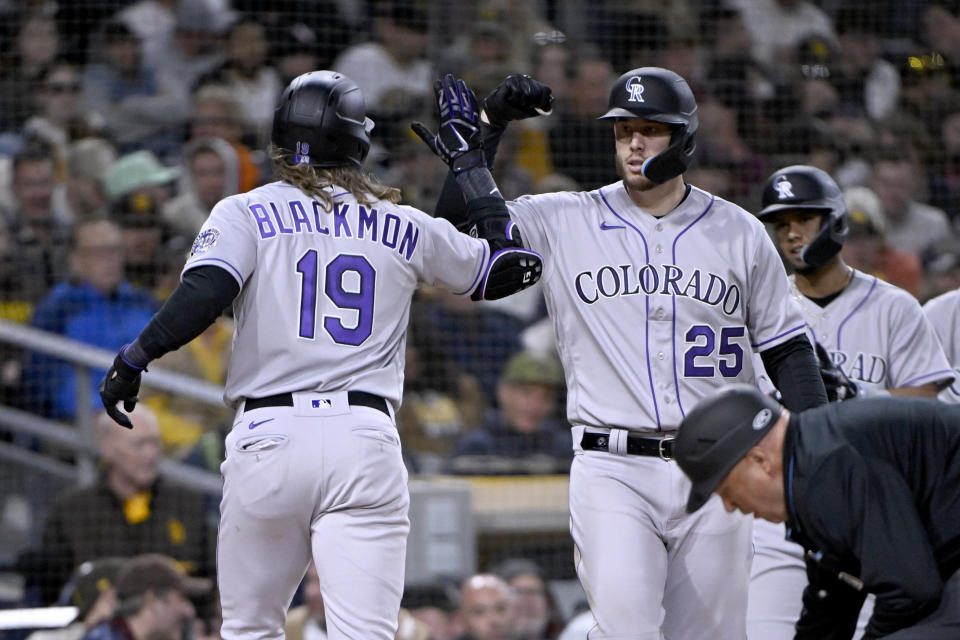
[798,271,954,391]
[923,288,960,402]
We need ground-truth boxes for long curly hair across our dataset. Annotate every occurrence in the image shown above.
[270,146,401,212]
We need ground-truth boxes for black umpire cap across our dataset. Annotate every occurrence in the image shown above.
[675,385,784,513]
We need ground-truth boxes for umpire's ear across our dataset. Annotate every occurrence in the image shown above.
[746,447,777,476]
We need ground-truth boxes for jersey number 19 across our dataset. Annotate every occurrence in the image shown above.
[296,250,376,346]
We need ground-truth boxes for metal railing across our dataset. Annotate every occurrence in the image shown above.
[0,319,223,494]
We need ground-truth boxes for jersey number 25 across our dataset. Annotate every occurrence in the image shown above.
[684,325,744,377]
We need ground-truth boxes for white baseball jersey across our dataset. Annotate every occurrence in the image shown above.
[792,270,954,392]
[514,182,789,638]
[923,288,960,404]
[184,181,489,407]
[508,182,806,431]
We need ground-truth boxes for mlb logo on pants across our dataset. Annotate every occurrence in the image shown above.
[312,399,332,409]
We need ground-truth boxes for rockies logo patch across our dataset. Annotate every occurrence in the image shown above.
[626,76,645,102]
[190,228,220,256]
[774,176,794,199]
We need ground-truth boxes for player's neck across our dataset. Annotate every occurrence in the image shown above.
[624,177,687,216]
[794,258,853,298]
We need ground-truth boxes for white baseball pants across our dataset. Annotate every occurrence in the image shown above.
[569,434,752,640]
[217,391,410,640]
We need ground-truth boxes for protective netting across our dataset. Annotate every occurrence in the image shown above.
[0,0,958,635]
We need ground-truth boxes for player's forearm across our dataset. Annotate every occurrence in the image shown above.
[123,266,239,367]
[761,335,829,410]
[434,124,507,232]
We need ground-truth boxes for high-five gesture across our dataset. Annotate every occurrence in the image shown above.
[482,74,554,127]
[411,74,486,175]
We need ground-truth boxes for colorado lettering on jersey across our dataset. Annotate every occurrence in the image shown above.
[829,349,887,385]
[574,263,742,315]
[248,200,420,262]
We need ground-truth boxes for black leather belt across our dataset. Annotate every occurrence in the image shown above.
[580,431,675,460]
[243,391,389,417]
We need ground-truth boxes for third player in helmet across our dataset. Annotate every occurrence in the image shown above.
[749,165,955,640]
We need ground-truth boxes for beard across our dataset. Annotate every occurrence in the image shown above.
[615,155,657,192]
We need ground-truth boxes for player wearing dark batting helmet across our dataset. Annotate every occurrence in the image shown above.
[99,70,543,640]
[749,165,954,640]
[429,67,828,640]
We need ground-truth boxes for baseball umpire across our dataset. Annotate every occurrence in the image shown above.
[99,70,541,639]
[676,384,960,639]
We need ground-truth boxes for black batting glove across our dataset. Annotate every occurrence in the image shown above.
[482,74,554,128]
[411,74,486,175]
[99,347,145,429]
[814,342,859,402]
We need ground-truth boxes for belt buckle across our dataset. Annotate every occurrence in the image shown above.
[658,436,675,461]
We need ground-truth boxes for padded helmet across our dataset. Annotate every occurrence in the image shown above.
[598,67,698,184]
[271,70,373,168]
[758,165,848,271]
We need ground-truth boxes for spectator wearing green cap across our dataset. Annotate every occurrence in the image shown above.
[27,557,125,640]
[81,553,210,640]
[448,351,571,475]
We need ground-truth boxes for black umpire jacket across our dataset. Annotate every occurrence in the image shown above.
[782,397,960,640]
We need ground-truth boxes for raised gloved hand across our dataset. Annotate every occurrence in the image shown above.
[815,342,859,402]
[482,74,554,128]
[99,347,144,428]
[411,74,485,175]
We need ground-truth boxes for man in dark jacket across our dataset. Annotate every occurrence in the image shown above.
[673,384,960,639]
[18,406,214,604]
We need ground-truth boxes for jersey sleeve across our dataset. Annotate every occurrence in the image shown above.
[885,292,955,389]
[182,196,259,288]
[746,225,806,352]
[506,195,551,255]
[410,206,490,295]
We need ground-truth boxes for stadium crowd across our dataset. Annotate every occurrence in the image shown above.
[0,0,959,638]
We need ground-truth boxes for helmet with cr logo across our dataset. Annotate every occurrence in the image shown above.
[758,165,848,271]
[598,67,698,184]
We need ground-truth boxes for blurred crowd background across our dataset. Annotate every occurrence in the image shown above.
[0,0,958,638]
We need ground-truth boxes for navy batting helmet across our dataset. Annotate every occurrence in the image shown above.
[758,165,848,271]
[271,71,373,168]
[598,67,698,184]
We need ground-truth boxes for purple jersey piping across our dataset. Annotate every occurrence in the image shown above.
[185,258,245,286]
[751,324,806,349]
[670,195,716,418]
[599,187,660,428]
[836,276,877,351]
[901,369,956,387]
[455,241,490,295]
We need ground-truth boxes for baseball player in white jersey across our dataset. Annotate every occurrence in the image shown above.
[924,288,960,404]
[99,71,542,640]
[749,166,955,640]
[429,68,828,639]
